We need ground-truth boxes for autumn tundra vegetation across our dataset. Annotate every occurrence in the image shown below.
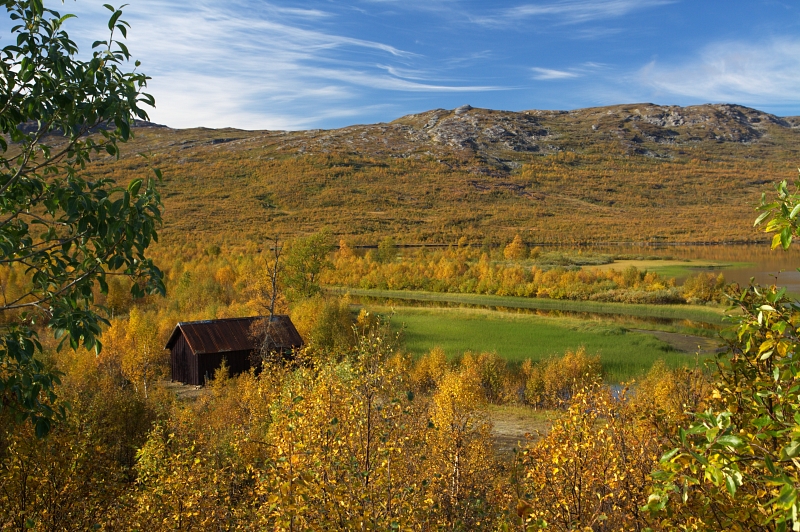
[6,2,800,531]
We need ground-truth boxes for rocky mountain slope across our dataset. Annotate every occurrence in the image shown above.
[90,103,800,247]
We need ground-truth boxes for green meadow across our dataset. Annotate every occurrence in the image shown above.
[587,258,753,280]
[377,306,712,382]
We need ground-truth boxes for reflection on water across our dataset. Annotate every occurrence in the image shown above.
[567,243,800,295]
[351,295,719,332]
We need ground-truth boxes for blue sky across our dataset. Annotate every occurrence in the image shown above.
[5,1,800,129]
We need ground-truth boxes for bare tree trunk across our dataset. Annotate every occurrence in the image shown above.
[266,234,282,321]
[256,235,283,364]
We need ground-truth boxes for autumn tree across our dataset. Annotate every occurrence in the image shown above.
[246,235,290,364]
[429,367,496,525]
[504,234,528,260]
[0,1,162,436]
[517,385,659,531]
[117,309,165,399]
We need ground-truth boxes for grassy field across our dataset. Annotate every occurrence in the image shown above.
[338,288,727,324]
[587,258,753,279]
[376,306,711,382]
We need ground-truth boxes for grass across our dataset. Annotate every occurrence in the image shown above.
[587,258,754,279]
[376,306,710,382]
[336,287,727,324]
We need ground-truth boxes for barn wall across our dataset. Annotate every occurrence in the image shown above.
[196,349,254,385]
[170,331,257,385]
[170,334,195,384]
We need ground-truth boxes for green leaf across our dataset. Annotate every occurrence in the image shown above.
[725,474,737,497]
[34,417,50,438]
[766,455,777,475]
[755,210,772,226]
[128,178,142,196]
[774,484,797,509]
[782,440,800,459]
[716,435,743,448]
[781,227,793,250]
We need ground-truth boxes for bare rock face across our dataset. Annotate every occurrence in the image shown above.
[577,103,792,145]
[402,106,550,154]
[247,102,796,176]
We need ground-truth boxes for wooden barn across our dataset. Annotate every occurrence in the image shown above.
[166,315,303,385]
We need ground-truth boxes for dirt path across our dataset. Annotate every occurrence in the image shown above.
[162,380,206,401]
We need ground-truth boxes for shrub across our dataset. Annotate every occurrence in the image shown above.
[460,351,511,404]
[522,348,603,408]
[411,346,449,393]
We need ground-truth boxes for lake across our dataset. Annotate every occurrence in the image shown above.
[568,243,800,295]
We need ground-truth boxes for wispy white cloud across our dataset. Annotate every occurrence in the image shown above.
[472,0,675,27]
[531,67,580,80]
[531,62,605,81]
[48,0,503,129]
[638,38,800,104]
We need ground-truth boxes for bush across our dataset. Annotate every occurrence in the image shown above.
[411,346,449,393]
[522,348,603,408]
[682,271,726,303]
[289,295,355,356]
[460,351,512,404]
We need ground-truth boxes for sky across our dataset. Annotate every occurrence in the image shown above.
[4,0,800,130]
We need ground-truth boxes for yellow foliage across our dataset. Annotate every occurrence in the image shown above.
[411,345,449,393]
[460,351,513,404]
[121,308,167,399]
[503,234,528,260]
[429,369,497,526]
[214,265,236,288]
[523,347,603,408]
[517,386,661,531]
[289,295,355,355]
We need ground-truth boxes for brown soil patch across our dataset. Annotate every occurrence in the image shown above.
[488,405,555,454]
[161,380,207,401]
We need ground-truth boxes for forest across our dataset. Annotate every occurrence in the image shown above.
[4,2,800,531]
[0,220,797,530]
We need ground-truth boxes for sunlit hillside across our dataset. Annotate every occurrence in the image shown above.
[87,103,800,248]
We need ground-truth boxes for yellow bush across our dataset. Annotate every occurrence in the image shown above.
[503,234,528,260]
[411,346,450,393]
[460,351,511,404]
[517,386,661,531]
[523,347,603,408]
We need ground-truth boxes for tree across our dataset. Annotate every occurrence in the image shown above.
[119,308,164,400]
[646,175,800,531]
[504,234,528,260]
[0,1,163,436]
[376,235,397,263]
[283,230,333,300]
[248,235,289,364]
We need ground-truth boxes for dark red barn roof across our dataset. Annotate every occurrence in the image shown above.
[165,315,303,355]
